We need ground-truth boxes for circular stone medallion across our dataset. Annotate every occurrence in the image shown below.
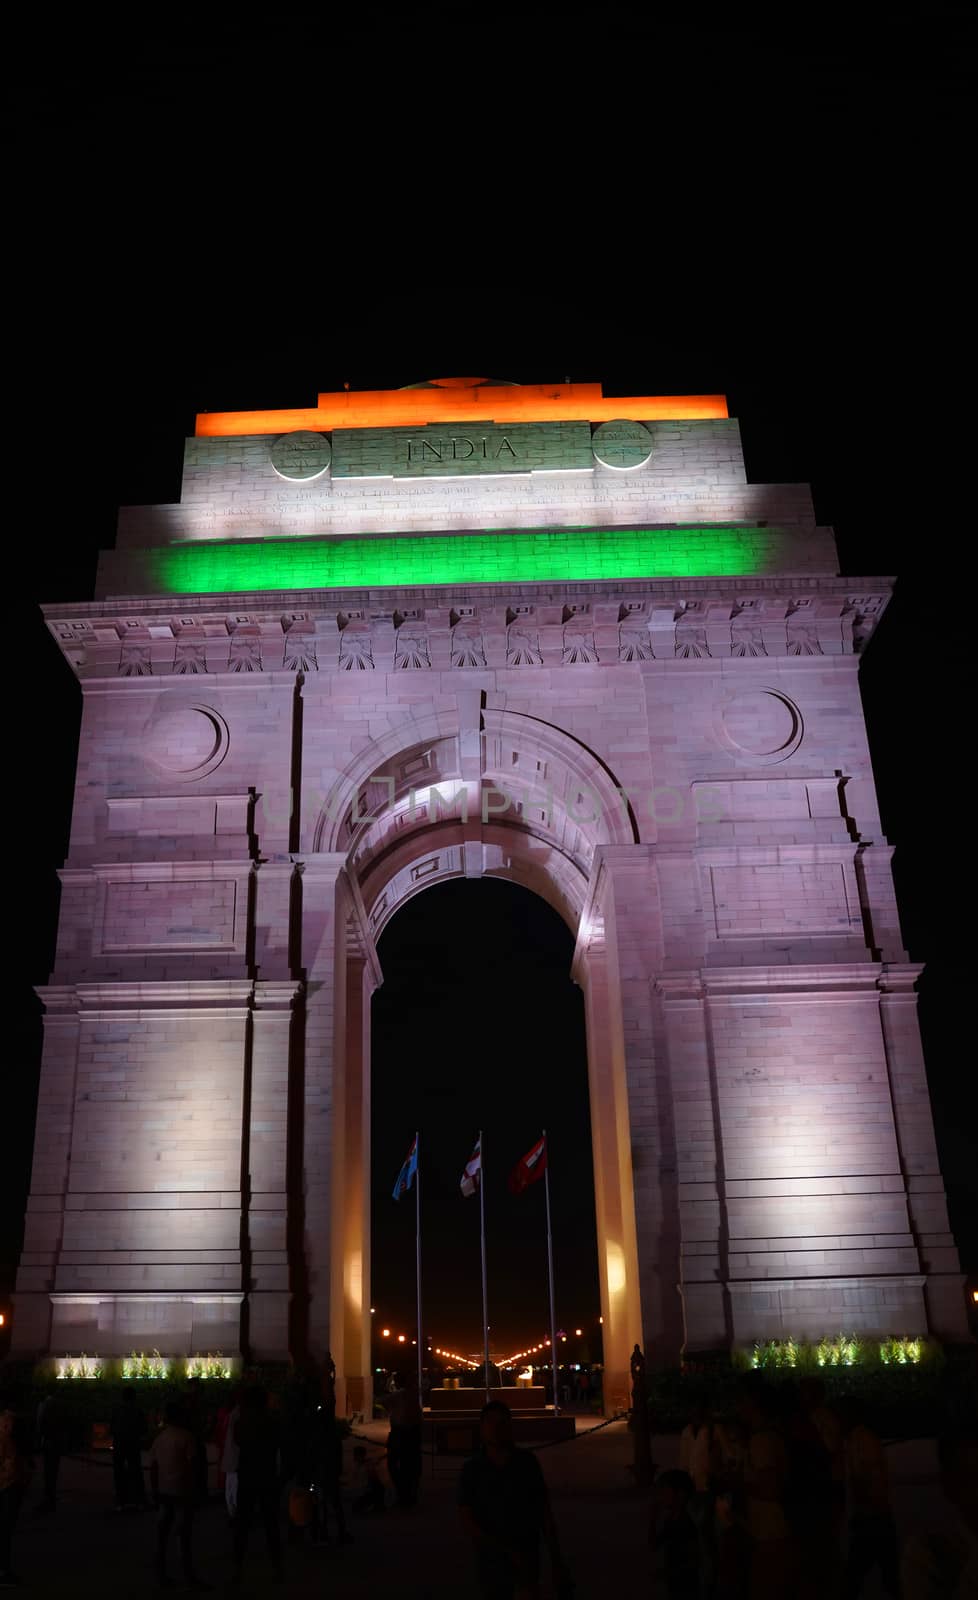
[143,704,229,779]
[591,419,654,470]
[270,431,332,481]
[716,689,803,764]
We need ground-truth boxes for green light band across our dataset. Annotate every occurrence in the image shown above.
[139,526,782,596]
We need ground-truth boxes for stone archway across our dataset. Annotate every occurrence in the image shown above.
[302,703,653,1418]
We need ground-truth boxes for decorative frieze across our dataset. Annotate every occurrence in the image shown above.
[45,582,891,680]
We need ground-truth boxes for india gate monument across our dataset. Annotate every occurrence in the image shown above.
[14,377,967,1413]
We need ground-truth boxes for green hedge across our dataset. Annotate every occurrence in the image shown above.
[0,1361,343,1451]
[645,1343,977,1437]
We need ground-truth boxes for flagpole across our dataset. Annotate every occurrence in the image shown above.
[542,1129,559,1416]
[479,1129,491,1402]
[415,1131,423,1400]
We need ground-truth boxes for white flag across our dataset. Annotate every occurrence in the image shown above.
[460,1136,482,1197]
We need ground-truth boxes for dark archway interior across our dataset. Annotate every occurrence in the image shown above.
[370,877,601,1361]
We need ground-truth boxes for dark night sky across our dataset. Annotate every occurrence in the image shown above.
[4,19,974,1347]
[372,881,595,1356]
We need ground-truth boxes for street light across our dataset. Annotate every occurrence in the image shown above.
[382,1328,391,1338]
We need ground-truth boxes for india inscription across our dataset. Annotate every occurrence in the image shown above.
[331,419,594,480]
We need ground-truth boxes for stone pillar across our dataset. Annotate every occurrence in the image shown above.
[20,980,255,1359]
[294,853,347,1362]
[576,842,679,1405]
[330,949,377,1418]
[656,976,730,1352]
[12,988,81,1354]
[246,980,301,1359]
[879,968,968,1338]
[579,947,641,1412]
[595,847,685,1367]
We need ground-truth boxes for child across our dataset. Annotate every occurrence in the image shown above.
[350,1445,386,1514]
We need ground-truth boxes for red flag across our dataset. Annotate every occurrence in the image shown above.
[508,1135,547,1196]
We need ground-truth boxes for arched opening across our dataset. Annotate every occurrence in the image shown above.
[310,705,648,1417]
[370,878,601,1394]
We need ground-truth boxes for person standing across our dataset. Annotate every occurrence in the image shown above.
[148,1401,208,1590]
[182,1379,210,1508]
[678,1405,717,1594]
[0,1392,33,1588]
[649,1468,701,1600]
[458,1401,571,1600]
[387,1373,423,1510]
[35,1391,69,1514]
[738,1378,798,1600]
[219,1393,242,1521]
[350,1446,386,1514]
[110,1390,146,1511]
[232,1386,284,1584]
[840,1399,899,1599]
[312,1404,352,1545]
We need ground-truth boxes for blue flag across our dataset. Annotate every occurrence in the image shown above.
[392,1135,418,1201]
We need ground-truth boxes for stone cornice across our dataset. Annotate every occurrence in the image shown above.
[702,964,886,997]
[42,575,893,679]
[34,980,295,1016]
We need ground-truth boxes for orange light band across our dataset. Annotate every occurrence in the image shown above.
[195,382,728,437]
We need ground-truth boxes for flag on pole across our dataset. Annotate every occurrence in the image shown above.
[460,1136,482,1197]
[392,1135,419,1201]
[508,1134,548,1195]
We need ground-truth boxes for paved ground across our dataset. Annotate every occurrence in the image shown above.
[9,1421,946,1596]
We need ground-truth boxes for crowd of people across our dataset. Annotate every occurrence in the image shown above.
[0,1362,975,1594]
[649,1373,978,1599]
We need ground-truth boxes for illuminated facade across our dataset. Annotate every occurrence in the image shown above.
[14,378,966,1412]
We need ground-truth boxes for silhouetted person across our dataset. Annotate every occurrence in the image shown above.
[649,1468,700,1599]
[35,1391,69,1514]
[149,1401,207,1589]
[350,1445,385,1514]
[782,1380,835,1598]
[387,1373,423,1509]
[220,1394,242,1520]
[459,1400,570,1599]
[312,1403,351,1544]
[232,1386,283,1583]
[630,1343,654,1484]
[323,1351,337,1412]
[110,1389,146,1510]
[839,1397,899,1599]
[738,1376,798,1600]
[182,1379,210,1506]
[214,1391,238,1514]
[0,1391,33,1587]
[679,1405,717,1593]
[901,1427,978,1598]
[799,1377,844,1534]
